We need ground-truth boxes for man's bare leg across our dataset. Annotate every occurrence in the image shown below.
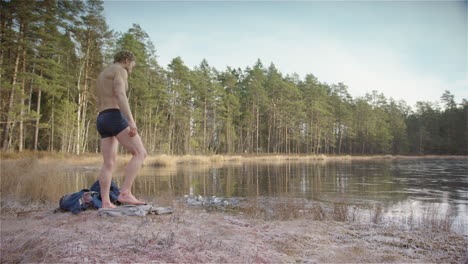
[99,137,118,209]
[115,127,147,205]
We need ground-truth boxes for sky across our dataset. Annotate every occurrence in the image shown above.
[102,0,467,108]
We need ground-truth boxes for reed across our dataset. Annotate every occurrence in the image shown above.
[418,205,454,233]
[332,202,349,222]
[371,204,383,224]
[1,159,70,202]
[237,198,459,234]
[145,154,177,167]
[310,203,326,221]
[2,152,466,169]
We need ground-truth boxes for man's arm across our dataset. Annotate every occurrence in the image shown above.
[113,68,137,137]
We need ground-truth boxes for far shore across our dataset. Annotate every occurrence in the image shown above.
[1,151,467,168]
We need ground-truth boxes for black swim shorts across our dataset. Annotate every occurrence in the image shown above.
[96,109,129,138]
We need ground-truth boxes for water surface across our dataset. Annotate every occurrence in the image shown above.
[71,158,468,233]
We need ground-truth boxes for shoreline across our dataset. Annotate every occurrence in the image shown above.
[1,151,467,167]
[1,155,467,262]
[1,199,467,263]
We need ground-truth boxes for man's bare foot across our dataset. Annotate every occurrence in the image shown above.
[118,192,145,205]
[102,202,117,209]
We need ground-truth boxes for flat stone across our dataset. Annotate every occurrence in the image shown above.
[150,207,174,215]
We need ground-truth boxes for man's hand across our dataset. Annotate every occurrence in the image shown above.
[128,120,137,137]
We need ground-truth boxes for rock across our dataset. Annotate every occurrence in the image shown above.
[184,195,240,211]
[98,205,173,217]
[98,204,153,217]
[150,207,174,215]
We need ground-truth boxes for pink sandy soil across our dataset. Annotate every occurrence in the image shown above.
[1,200,467,263]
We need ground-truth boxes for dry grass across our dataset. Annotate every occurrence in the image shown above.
[144,153,468,167]
[310,203,327,221]
[145,154,245,168]
[145,154,351,167]
[239,197,343,222]
[144,154,176,167]
[0,159,71,203]
[237,198,461,236]
[2,151,467,169]
[418,204,454,233]
[239,198,308,221]
[1,201,466,264]
[332,202,349,222]
[372,204,384,224]
[0,150,69,160]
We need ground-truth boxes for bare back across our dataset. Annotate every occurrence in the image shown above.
[96,64,128,112]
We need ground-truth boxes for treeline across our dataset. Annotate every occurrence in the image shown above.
[1,0,467,155]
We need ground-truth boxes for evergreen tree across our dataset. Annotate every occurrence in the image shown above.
[217,67,241,153]
[241,59,268,153]
[167,57,192,154]
[0,3,465,155]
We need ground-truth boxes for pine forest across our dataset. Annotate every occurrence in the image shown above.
[1,0,467,156]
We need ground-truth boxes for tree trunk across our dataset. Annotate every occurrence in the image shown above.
[227,120,231,153]
[256,106,259,154]
[33,78,42,151]
[316,126,321,154]
[62,77,71,153]
[250,102,254,153]
[75,58,84,154]
[186,113,190,154]
[49,96,55,152]
[267,113,271,153]
[168,88,176,154]
[203,97,207,152]
[18,28,27,152]
[0,12,10,100]
[338,126,343,154]
[83,118,91,152]
[79,35,91,153]
[310,120,314,154]
[2,21,24,151]
[27,55,37,114]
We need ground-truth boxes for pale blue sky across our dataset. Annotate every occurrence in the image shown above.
[102,1,467,107]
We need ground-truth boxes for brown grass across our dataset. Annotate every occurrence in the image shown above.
[3,152,466,168]
[332,202,349,222]
[372,204,384,224]
[1,200,466,264]
[310,203,327,221]
[1,159,71,202]
[237,198,460,235]
[0,150,69,160]
[143,153,468,168]
[145,154,245,168]
[418,204,454,233]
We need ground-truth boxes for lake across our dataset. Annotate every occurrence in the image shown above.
[72,158,468,234]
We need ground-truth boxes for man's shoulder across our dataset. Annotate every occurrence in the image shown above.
[111,65,128,78]
[100,65,126,79]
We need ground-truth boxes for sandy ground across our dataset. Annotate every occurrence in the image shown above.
[1,199,467,264]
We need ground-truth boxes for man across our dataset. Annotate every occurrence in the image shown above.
[96,50,147,208]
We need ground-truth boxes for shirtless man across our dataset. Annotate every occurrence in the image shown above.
[96,50,146,208]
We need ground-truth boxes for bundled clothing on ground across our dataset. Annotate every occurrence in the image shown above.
[58,181,173,216]
[58,181,120,214]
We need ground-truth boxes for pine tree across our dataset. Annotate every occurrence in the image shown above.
[217,67,241,153]
[72,0,110,154]
[167,57,192,154]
